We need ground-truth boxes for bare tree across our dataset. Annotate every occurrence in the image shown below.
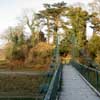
[89,0,100,18]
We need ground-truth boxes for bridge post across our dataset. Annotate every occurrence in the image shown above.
[53,33,60,68]
[87,68,90,81]
[56,33,59,65]
[96,71,99,90]
[71,33,77,61]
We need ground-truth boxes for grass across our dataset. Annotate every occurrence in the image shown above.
[0,60,50,72]
[0,74,51,99]
[0,59,52,99]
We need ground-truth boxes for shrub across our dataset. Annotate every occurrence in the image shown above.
[95,53,100,65]
[27,42,54,65]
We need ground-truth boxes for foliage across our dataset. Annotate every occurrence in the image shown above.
[88,35,100,59]
[1,1,100,70]
[21,10,41,46]
[90,14,100,34]
[59,37,71,54]
[89,0,100,34]
[4,25,27,62]
[32,42,53,57]
[4,25,25,45]
[37,2,67,43]
[4,25,25,59]
[95,53,100,65]
[66,7,89,48]
[27,42,54,65]
[89,0,100,17]
[5,43,13,60]
[11,47,25,60]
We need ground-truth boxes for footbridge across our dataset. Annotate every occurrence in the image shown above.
[44,61,100,100]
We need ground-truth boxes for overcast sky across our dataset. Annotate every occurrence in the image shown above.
[0,0,93,46]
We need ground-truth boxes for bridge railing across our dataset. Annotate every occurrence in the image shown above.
[71,60,100,93]
[44,63,63,100]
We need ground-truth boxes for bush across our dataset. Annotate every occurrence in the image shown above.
[27,42,54,65]
[12,49,25,60]
[32,42,53,57]
[95,53,100,65]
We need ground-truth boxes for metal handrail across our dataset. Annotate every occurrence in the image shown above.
[71,60,100,93]
[44,64,62,100]
[71,60,100,73]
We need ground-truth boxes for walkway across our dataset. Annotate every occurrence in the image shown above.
[59,65,100,100]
